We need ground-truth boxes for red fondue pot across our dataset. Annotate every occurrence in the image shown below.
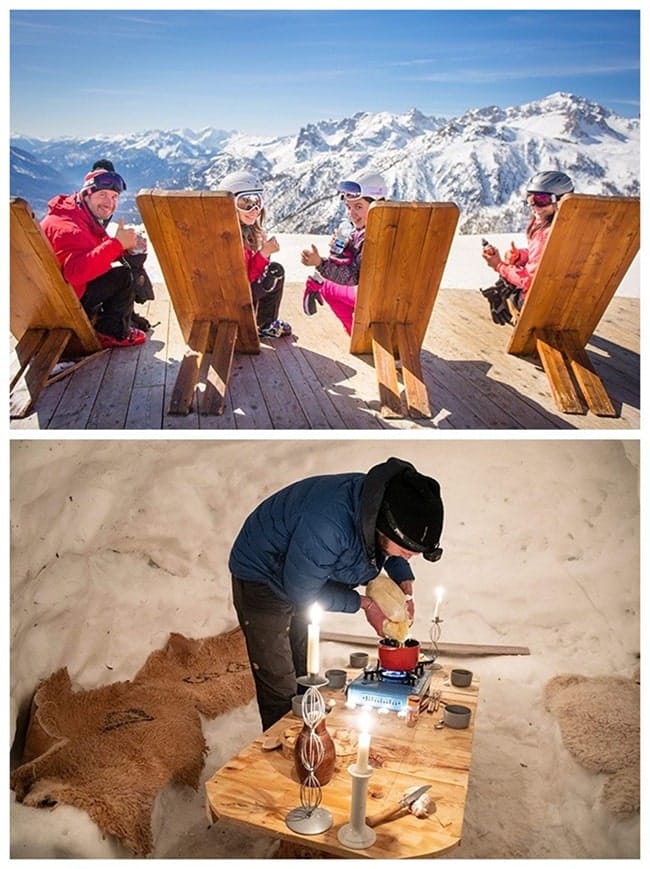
[377,638,420,671]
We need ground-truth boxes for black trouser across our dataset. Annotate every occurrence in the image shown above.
[81,265,136,339]
[231,575,308,731]
[251,262,285,330]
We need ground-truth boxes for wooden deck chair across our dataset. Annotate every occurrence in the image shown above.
[350,201,459,418]
[10,197,105,419]
[136,190,260,415]
[507,194,640,416]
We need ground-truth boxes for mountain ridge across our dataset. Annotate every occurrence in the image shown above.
[10,91,639,234]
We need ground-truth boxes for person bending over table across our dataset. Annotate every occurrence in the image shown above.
[228,456,444,730]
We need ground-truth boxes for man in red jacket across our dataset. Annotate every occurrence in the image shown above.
[41,169,147,348]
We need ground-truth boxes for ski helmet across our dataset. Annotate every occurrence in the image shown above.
[527,171,574,197]
[339,171,387,201]
[219,170,263,195]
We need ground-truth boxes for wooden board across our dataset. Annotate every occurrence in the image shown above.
[205,665,479,859]
[321,631,530,656]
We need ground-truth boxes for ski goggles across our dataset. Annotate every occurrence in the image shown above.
[526,191,556,208]
[234,192,263,212]
[81,171,127,195]
[338,180,364,201]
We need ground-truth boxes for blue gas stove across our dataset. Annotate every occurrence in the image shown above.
[345,662,430,712]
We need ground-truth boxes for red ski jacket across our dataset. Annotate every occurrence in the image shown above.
[41,194,126,299]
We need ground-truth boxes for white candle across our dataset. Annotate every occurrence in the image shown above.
[433,586,444,621]
[356,715,371,773]
[306,604,321,675]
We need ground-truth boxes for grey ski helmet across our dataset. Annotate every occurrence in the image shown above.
[219,170,263,195]
[527,171,574,197]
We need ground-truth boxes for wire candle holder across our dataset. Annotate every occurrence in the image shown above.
[285,687,333,835]
[428,616,443,669]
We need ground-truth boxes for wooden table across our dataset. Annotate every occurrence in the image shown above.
[205,664,479,859]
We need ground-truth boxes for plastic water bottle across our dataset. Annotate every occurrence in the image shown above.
[330,218,354,256]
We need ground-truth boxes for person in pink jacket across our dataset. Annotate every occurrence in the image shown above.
[301,171,387,335]
[480,171,575,325]
[41,168,147,348]
[219,170,291,340]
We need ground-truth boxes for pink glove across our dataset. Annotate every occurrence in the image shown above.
[361,597,388,637]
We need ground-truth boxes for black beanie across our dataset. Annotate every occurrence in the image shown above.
[376,467,444,561]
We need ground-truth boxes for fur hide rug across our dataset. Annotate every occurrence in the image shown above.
[10,628,255,856]
[544,672,639,816]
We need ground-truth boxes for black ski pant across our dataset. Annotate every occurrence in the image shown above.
[231,574,308,731]
[81,265,135,340]
[251,262,285,330]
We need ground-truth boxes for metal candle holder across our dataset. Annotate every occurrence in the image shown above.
[337,764,376,849]
[285,687,333,835]
[297,673,328,689]
[428,616,443,669]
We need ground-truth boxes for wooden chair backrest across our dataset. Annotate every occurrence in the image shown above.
[10,197,100,355]
[508,193,640,356]
[135,190,259,352]
[350,201,459,355]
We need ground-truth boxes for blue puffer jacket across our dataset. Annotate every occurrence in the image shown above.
[228,457,416,612]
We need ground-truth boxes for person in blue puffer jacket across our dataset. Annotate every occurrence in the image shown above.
[229,456,444,729]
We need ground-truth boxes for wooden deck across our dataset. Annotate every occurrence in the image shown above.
[10,281,639,431]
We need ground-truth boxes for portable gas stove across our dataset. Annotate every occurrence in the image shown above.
[346,661,430,712]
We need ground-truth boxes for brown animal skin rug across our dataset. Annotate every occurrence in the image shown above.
[10,628,255,856]
[544,672,639,816]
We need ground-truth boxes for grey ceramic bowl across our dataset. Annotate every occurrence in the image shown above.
[325,668,347,689]
[444,703,471,729]
[291,694,305,716]
[349,652,369,668]
[450,668,473,688]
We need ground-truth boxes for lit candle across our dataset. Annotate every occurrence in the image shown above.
[433,586,444,621]
[306,604,321,676]
[356,714,371,773]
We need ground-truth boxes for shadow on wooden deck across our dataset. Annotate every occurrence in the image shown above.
[10,284,640,432]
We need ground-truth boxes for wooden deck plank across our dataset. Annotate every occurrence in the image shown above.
[10,278,639,431]
[217,353,273,430]
[86,347,141,429]
[249,339,310,429]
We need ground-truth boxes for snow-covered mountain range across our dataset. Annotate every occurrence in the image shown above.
[10,92,639,235]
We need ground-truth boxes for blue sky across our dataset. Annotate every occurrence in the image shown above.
[9,8,640,139]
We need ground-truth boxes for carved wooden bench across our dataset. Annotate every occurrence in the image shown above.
[507,193,640,416]
[10,197,105,418]
[136,190,260,415]
[350,201,459,418]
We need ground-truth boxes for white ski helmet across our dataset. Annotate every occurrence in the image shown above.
[527,171,574,197]
[219,170,263,195]
[339,171,387,201]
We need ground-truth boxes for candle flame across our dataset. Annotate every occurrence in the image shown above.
[309,603,322,624]
[358,710,371,735]
[435,586,444,603]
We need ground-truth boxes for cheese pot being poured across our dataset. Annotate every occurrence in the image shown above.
[377,638,420,671]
